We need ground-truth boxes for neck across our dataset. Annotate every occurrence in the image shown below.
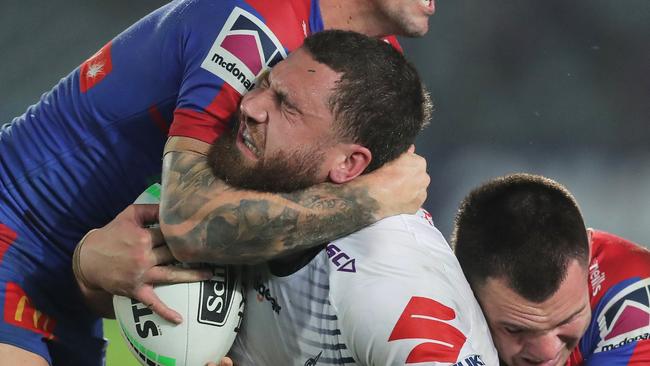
[319,0,390,38]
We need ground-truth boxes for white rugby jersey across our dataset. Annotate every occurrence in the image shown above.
[229,210,498,365]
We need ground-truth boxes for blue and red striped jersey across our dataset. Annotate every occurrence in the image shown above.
[568,230,650,365]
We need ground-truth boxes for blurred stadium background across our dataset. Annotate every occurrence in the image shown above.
[1,1,648,364]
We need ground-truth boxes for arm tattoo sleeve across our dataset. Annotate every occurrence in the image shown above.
[160,151,379,264]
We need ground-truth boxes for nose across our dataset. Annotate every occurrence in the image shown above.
[240,88,269,124]
[522,332,563,364]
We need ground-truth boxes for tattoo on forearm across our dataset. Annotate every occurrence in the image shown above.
[161,152,379,263]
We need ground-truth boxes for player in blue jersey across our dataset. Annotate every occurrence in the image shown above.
[0,0,436,364]
[453,173,650,366]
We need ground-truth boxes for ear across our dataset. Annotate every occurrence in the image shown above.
[328,144,372,184]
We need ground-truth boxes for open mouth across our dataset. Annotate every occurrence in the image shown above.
[242,127,260,157]
[237,121,261,159]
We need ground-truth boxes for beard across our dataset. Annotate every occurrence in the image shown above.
[207,124,326,193]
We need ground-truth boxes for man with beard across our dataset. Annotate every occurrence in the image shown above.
[0,0,435,364]
[453,173,650,366]
[196,30,496,365]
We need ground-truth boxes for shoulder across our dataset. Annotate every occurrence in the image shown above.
[591,230,650,261]
[331,209,450,259]
[325,211,498,364]
[151,0,268,35]
[589,229,650,301]
[324,210,459,287]
[327,209,462,294]
[581,230,650,363]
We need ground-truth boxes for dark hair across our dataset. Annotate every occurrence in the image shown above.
[451,173,590,302]
[303,30,432,172]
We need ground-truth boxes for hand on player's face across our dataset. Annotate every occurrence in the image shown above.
[77,204,213,323]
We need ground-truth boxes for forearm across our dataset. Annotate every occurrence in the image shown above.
[160,151,379,264]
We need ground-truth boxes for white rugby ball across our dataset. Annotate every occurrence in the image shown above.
[113,266,244,366]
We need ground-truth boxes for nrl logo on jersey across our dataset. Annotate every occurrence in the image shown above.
[202,7,287,94]
[595,278,650,353]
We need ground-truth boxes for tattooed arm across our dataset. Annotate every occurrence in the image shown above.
[160,137,428,264]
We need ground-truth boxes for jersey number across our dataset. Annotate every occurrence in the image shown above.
[388,296,467,363]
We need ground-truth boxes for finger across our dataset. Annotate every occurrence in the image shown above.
[145,265,213,284]
[132,203,160,226]
[218,357,234,366]
[146,226,165,248]
[150,245,175,265]
[134,286,183,324]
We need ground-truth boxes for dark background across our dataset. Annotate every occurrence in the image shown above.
[2,0,648,245]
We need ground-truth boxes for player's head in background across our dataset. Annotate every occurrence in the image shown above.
[452,173,592,366]
[208,30,431,193]
[321,0,435,37]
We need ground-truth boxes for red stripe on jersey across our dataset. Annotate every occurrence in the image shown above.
[170,108,230,144]
[80,41,113,93]
[171,81,238,143]
[148,105,171,135]
[630,340,650,364]
[3,282,56,339]
[246,0,311,50]
[205,83,241,130]
[567,347,584,365]
[0,224,17,264]
[383,35,404,53]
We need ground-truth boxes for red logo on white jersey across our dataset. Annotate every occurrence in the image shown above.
[418,209,435,227]
[80,41,113,92]
[388,296,467,363]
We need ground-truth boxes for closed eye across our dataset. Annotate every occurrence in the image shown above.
[260,69,302,116]
[504,326,524,335]
[272,88,301,117]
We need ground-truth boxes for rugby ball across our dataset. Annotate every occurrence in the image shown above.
[113,265,244,366]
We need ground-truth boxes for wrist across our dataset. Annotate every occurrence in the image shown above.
[341,177,385,222]
[72,229,101,291]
